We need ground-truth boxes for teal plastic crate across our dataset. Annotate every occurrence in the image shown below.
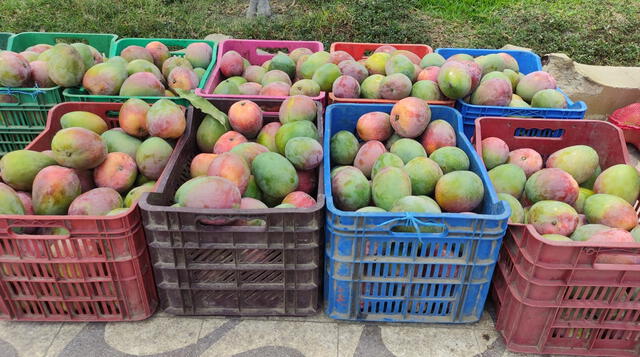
[0,33,13,50]
[63,38,217,104]
[0,32,117,155]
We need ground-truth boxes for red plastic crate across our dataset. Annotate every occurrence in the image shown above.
[0,102,191,321]
[327,42,454,107]
[608,103,640,149]
[475,117,640,356]
[197,39,325,115]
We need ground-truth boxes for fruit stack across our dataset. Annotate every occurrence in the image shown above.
[323,100,509,323]
[139,97,324,316]
[475,117,640,356]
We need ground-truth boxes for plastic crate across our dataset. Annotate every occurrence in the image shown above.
[0,101,193,321]
[0,32,118,155]
[327,42,454,107]
[0,33,13,50]
[435,48,587,139]
[323,103,510,323]
[139,99,324,316]
[475,117,640,356]
[196,39,325,115]
[63,37,218,105]
[608,103,640,149]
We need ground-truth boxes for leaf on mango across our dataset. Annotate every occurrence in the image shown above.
[175,88,231,130]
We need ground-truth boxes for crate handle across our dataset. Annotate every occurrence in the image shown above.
[378,213,449,237]
[0,86,45,105]
[593,253,640,271]
[195,216,268,232]
[8,225,70,239]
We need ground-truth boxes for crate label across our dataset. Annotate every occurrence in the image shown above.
[514,127,564,138]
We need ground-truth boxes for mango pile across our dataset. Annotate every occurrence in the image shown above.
[0,41,212,100]
[0,99,186,217]
[482,138,640,243]
[433,52,566,108]
[329,97,485,219]
[174,95,322,221]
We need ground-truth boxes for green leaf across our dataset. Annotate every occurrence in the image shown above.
[175,88,231,130]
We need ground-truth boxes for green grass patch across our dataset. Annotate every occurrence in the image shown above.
[0,0,638,66]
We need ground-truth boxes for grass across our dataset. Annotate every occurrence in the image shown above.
[1,0,639,66]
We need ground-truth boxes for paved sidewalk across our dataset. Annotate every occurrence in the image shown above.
[0,305,541,357]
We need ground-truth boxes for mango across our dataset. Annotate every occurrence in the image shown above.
[379,73,412,100]
[356,206,386,213]
[176,176,241,209]
[390,138,426,164]
[47,44,85,87]
[543,234,572,242]
[584,194,637,230]
[354,140,387,178]
[82,62,128,95]
[312,63,341,92]
[360,74,385,99]
[262,70,291,86]
[60,111,108,134]
[32,166,81,215]
[481,137,509,170]
[219,50,244,77]
[243,175,263,200]
[282,191,316,208]
[146,99,186,139]
[197,114,229,153]
[527,200,579,236]
[389,97,431,138]
[230,142,269,167]
[185,42,212,69]
[289,48,313,63]
[508,148,543,177]
[252,152,298,199]
[420,53,445,68]
[260,81,291,96]
[145,41,170,68]
[489,164,527,198]
[525,168,579,204]
[546,145,599,184]
[68,187,123,216]
[516,71,557,102]
[435,171,484,212]
[356,111,392,142]
[573,187,594,214]
[255,122,281,153]
[421,119,456,155]
[571,224,614,241]
[126,59,164,83]
[51,127,107,170]
[29,60,55,87]
[161,56,193,78]
[121,45,153,63]
[275,120,319,154]
[372,167,412,210]
[593,164,640,204]
[429,146,469,173]
[300,51,331,79]
[470,78,512,106]
[0,51,31,87]
[498,193,524,223]
[279,95,317,123]
[0,183,25,215]
[330,130,359,165]
[190,153,218,178]
[269,53,296,79]
[285,137,323,170]
[119,72,165,96]
[332,75,360,98]
[296,169,317,196]
[207,152,251,194]
[338,60,368,83]
[437,61,472,99]
[93,152,137,193]
[371,153,404,179]
[385,54,415,81]
[417,66,440,82]
[531,89,567,108]
[290,79,321,96]
[404,156,443,196]
[136,137,173,179]
[364,52,390,75]
[243,65,267,83]
[475,53,506,75]
[0,150,56,191]
[100,129,142,160]
[411,80,442,101]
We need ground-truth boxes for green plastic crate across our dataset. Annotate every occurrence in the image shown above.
[0,32,117,155]
[63,38,217,104]
[0,33,13,50]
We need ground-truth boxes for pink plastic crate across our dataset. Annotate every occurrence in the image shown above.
[197,39,325,115]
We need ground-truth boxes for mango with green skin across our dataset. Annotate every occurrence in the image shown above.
[531,89,567,108]
[364,52,390,75]
[51,127,107,170]
[0,183,25,215]
[435,171,484,212]
[312,63,341,92]
[330,130,359,165]
[124,181,156,207]
[197,115,228,153]
[573,187,594,214]
[372,167,412,211]
[385,54,415,81]
[429,146,469,174]
[498,193,524,223]
[252,152,298,199]
[269,53,296,79]
[255,122,281,153]
[525,168,579,205]
[420,53,445,68]
[119,72,165,96]
[489,164,526,198]
[404,156,442,196]
[584,193,638,230]
[176,176,241,210]
[285,137,323,170]
[437,61,472,99]
[60,111,108,134]
[101,129,142,160]
[136,137,173,180]
[0,150,57,191]
[243,176,263,201]
[371,153,404,179]
[390,138,427,164]
[275,120,319,154]
[546,145,599,184]
[481,137,509,170]
[593,164,640,204]
[527,200,579,236]
[360,74,385,99]
[47,44,85,87]
[300,51,331,79]
[126,59,164,84]
[332,166,371,211]
[570,224,610,241]
[32,166,81,215]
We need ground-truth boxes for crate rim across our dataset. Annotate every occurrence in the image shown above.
[458,88,587,114]
[329,41,434,55]
[6,31,118,51]
[323,102,510,221]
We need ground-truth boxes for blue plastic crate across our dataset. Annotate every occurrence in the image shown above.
[323,103,510,323]
[435,48,542,74]
[434,48,587,139]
